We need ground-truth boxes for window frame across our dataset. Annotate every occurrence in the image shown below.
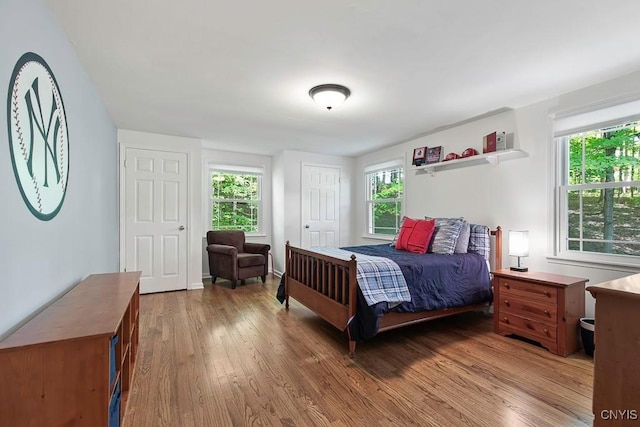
[208,165,264,236]
[364,159,404,239]
[552,100,640,269]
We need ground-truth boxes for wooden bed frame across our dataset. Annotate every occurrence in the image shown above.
[284,227,502,356]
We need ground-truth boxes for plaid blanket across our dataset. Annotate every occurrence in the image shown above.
[310,247,411,306]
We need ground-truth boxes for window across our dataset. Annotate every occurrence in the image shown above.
[555,104,640,263]
[365,163,404,236]
[209,168,262,233]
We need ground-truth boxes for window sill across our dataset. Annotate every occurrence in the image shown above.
[546,255,640,274]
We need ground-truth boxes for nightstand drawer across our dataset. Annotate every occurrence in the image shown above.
[497,278,557,303]
[498,313,557,342]
[499,297,557,324]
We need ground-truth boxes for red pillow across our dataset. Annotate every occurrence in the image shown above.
[395,218,436,254]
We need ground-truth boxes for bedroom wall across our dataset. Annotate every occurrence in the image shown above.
[201,145,272,277]
[0,0,118,337]
[271,150,355,274]
[354,70,640,317]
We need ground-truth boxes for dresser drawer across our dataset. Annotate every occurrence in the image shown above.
[497,277,557,304]
[498,313,557,342]
[499,297,557,324]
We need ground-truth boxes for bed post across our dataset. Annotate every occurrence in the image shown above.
[493,226,502,270]
[285,240,290,309]
[348,254,357,357]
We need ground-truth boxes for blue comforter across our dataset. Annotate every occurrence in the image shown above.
[342,244,492,312]
[340,244,493,340]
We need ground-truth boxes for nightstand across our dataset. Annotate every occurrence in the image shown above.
[492,269,588,357]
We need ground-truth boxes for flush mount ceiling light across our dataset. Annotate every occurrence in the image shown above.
[309,84,351,110]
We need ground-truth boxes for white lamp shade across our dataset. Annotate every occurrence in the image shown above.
[509,230,529,257]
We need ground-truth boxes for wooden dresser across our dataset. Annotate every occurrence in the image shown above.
[492,269,587,356]
[0,272,141,427]
[587,274,640,427]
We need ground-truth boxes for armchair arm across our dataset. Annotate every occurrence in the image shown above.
[244,243,270,255]
[206,244,237,256]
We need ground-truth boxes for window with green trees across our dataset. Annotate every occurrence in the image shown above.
[210,170,261,233]
[559,121,640,258]
[366,166,403,235]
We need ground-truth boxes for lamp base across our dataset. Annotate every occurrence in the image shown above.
[510,266,529,272]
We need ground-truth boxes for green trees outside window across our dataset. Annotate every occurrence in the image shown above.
[563,121,640,256]
[211,171,261,233]
[367,167,403,235]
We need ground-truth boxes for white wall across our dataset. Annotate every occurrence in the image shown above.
[0,0,118,337]
[201,144,272,277]
[118,129,203,290]
[271,150,355,273]
[354,71,640,317]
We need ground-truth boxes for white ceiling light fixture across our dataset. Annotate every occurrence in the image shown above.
[309,84,351,110]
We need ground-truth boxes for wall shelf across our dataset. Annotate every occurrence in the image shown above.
[415,148,527,175]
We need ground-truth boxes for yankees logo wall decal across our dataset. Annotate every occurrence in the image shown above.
[7,52,69,221]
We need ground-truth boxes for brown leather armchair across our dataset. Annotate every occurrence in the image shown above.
[206,230,270,289]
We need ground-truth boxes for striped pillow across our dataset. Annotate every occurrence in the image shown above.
[468,224,491,261]
[427,217,464,255]
[455,220,471,253]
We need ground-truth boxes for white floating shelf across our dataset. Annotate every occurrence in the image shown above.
[415,149,527,175]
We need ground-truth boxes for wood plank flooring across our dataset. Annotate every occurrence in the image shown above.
[124,276,594,427]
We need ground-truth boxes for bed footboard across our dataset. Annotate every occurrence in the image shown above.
[285,241,358,353]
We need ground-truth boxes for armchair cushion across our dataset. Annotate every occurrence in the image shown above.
[207,230,245,251]
[238,253,265,268]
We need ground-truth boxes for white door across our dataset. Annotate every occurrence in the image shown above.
[124,148,188,293]
[301,165,340,248]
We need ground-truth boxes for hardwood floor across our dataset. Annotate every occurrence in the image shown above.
[124,276,594,427]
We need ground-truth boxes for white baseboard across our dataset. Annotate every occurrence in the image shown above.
[190,281,204,290]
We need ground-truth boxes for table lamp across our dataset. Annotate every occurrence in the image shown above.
[509,230,529,272]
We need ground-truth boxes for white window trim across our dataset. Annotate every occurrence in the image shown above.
[364,158,404,239]
[207,164,264,236]
[549,97,640,270]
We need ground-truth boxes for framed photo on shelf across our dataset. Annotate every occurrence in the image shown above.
[412,147,427,166]
[426,146,442,164]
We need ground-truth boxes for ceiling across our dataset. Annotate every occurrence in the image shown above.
[46,0,640,157]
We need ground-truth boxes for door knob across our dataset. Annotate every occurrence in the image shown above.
[179,226,185,231]
[305,225,310,229]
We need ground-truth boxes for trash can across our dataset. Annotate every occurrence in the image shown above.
[580,318,595,357]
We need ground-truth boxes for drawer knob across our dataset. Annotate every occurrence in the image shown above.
[504,283,511,289]
[504,299,510,306]
[543,328,550,336]
[503,317,509,324]
[544,309,550,316]
[544,291,551,297]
